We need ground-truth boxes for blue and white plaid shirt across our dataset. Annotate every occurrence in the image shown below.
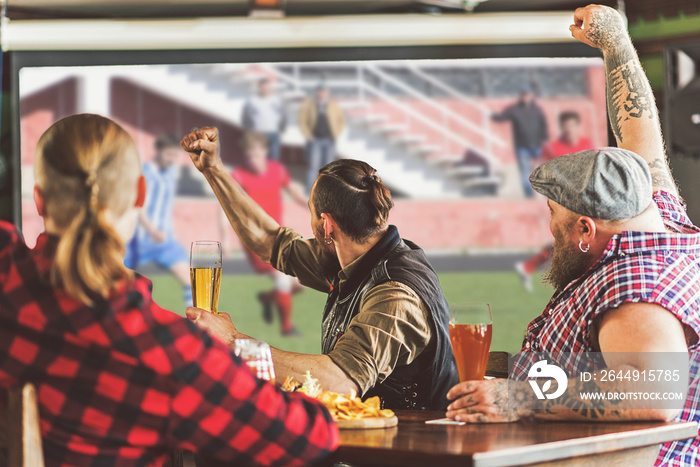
[512,191,700,466]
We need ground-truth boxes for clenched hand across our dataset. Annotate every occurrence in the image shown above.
[180,126,222,173]
[569,4,629,52]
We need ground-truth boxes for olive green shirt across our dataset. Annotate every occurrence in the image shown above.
[271,227,432,394]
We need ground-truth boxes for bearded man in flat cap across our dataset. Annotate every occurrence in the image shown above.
[446,5,700,466]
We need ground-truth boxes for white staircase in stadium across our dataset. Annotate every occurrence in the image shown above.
[20,62,511,198]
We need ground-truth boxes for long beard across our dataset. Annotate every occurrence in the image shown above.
[543,230,595,292]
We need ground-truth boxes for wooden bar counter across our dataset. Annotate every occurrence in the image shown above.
[331,410,698,467]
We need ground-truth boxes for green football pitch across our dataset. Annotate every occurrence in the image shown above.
[151,271,552,355]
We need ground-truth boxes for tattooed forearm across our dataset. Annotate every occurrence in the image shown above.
[515,377,625,421]
[606,60,655,143]
[590,8,678,194]
[543,378,623,420]
[582,8,656,144]
[648,157,676,193]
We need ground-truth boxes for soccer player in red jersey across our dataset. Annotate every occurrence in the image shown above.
[515,111,595,291]
[221,132,307,336]
[0,115,338,466]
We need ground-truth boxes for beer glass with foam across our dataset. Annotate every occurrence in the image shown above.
[190,241,222,314]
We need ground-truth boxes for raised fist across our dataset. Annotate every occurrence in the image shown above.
[569,4,629,51]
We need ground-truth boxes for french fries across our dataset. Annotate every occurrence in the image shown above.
[281,373,395,421]
[317,392,395,421]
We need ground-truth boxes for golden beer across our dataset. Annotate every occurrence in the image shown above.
[190,241,222,313]
[190,267,222,314]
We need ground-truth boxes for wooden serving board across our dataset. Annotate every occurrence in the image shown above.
[335,415,398,430]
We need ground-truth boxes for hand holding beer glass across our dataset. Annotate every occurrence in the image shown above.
[190,241,222,314]
[449,303,493,381]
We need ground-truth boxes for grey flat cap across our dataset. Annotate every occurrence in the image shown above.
[529,148,652,220]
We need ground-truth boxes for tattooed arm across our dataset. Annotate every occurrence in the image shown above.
[446,368,685,424]
[570,4,678,196]
[446,303,688,423]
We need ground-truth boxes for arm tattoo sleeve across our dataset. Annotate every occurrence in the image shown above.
[590,9,677,193]
[607,61,654,143]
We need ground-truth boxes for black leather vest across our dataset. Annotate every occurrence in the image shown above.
[321,226,458,410]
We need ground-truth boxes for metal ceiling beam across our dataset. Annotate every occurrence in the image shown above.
[2,11,576,52]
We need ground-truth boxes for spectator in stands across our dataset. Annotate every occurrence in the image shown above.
[219,132,307,336]
[299,83,346,193]
[491,86,549,198]
[446,6,700,466]
[181,127,458,410]
[125,133,192,308]
[241,77,287,161]
[0,114,338,466]
[540,111,593,162]
[515,111,594,291]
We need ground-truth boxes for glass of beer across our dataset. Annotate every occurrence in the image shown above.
[449,303,493,381]
[190,241,222,314]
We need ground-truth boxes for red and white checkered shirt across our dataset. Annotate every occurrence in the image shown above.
[0,222,339,467]
[512,191,700,467]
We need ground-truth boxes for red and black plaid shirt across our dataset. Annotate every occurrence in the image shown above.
[0,221,339,467]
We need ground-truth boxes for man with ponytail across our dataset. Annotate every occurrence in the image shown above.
[0,114,338,466]
[182,127,458,411]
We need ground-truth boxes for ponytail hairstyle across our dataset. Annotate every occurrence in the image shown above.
[34,114,142,305]
[312,159,394,243]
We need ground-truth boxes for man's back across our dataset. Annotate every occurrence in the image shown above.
[0,221,338,466]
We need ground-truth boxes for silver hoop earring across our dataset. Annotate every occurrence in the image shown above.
[578,240,590,253]
[324,236,333,245]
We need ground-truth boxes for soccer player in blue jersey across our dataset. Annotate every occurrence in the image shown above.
[124,133,192,307]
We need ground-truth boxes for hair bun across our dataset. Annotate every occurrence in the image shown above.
[362,174,378,186]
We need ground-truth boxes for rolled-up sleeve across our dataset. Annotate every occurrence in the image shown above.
[270,227,331,293]
[327,281,432,395]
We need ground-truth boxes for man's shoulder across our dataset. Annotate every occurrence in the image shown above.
[381,240,442,295]
[385,238,429,268]
[363,280,421,305]
[0,221,24,257]
[581,246,700,308]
